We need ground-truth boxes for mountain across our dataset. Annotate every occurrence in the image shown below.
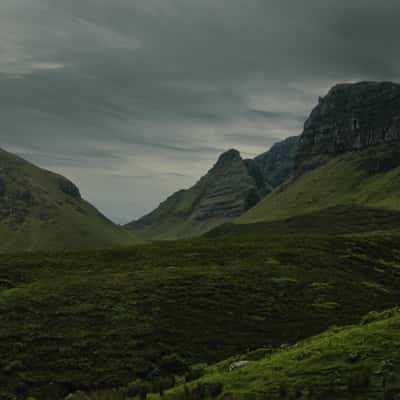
[297,81,400,171]
[0,147,136,252]
[126,139,299,240]
[125,149,266,240]
[239,82,400,224]
[254,135,299,194]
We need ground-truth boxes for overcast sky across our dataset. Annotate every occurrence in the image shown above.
[1,0,400,223]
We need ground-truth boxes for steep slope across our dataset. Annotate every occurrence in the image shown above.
[254,135,299,194]
[298,81,400,170]
[125,149,265,240]
[0,147,136,252]
[126,137,299,241]
[240,81,400,224]
[154,308,400,400]
[239,144,400,224]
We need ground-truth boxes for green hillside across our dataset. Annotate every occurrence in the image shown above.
[0,148,136,252]
[1,228,400,399]
[126,149,264,241]
[150,308,400,400]
[239,144,400,224]
[207,205,400,239]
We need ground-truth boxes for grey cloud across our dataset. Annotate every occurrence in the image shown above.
[1,0,399,221]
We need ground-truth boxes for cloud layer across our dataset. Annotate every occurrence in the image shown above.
[1,0,399,222]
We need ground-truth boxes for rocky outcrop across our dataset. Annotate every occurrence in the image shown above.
[58,177,81,199]
[126,134,303,240]
[254,136,299,194]
[126,149,266,239]
[297,81,400,170]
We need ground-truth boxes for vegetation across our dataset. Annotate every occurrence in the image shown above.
[208,205,400,238]
[239,144,400,224]
[150,308,400,400]
[0,148,136,253]
[1,220,400,398]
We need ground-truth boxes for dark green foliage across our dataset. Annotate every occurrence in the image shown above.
[125,380,143,397]
[348,367,371,394]
[64,391,90,400]
[183,382,223,400]
[154,309,400,400]
[185,367,206,382]
[1,218,400,398]
[160,354,188,375]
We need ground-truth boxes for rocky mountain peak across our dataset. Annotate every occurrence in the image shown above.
[214,148,242,167]
[297,81,400,169]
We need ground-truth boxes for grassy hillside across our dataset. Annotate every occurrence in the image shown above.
[0,148,136,252]
[1,228,400,399]
[126,149,263,241]
[239,144,400,224]
[125,187,214,240]
[207,205,400,239]
[149,307,400,400]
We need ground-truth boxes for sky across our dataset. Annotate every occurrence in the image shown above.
[1,0,400,223]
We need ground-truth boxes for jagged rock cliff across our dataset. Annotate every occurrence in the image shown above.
[125,149,265,240]
[297,81,400,170]
[254,136,299,194]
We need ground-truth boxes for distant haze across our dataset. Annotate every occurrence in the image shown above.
[1,0,399,223]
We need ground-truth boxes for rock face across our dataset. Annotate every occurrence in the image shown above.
[126,149,266,240]
[297,81,400,170]
[254,136,299,194]
[0,147,135,252]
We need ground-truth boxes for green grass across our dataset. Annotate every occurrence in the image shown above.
[0,148,136,252]
[208,205,400,238]
[1,229,400,399]
[148,307,400,400]
[239,145,400,224]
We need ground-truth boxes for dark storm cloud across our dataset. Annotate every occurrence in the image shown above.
[1,0,400,221]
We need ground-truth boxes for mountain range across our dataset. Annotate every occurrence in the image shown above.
[2,81,400,400]
[2,81,400,249]
[125,137,298,240]
[126,81,400,240]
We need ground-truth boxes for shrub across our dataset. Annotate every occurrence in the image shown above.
[187,382,224,400]
[64,391,90,400]
[160,354,188,375]
[204,382,224,397]
[246,347,273,361]
[0,393,17,400]
[185,366,206,382]
[348,368,371,394]
[125,379,142,397]
[151,376,176,396]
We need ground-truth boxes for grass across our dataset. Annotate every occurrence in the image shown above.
[148,307,400,400]
[1,225,400,399]
[207,205,400,238]
[239,144,400,224]
[0,147,136,253]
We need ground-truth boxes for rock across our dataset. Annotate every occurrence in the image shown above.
[254,136,299,194]
[0,178,5,197]
[58,178,81,199]
[126,137,302,240]
[297,81,400,170]
[229,360,249,371]
[126,149,265,239]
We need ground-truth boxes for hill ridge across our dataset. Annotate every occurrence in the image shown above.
[0,147,136,252]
